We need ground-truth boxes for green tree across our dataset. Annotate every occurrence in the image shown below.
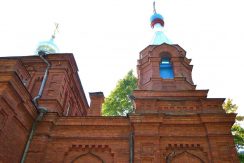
[102,70,137,116]
[224,99,238,113]
[223,99,244,161]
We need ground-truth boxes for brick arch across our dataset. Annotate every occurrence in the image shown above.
[159,52,172,60]
[63,144,114,163]
[166,151,205,163]
[71,152,104,163]
[151,44,182,58]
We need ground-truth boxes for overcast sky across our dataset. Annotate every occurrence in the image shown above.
[0,0,244,115]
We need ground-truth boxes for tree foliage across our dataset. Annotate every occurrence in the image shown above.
[223,99,244,161]
[224,99,238,113]
[102,70,137,116]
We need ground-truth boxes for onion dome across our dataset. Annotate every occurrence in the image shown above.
[36,23,59,55]
[150,13,164,28]
[36,37,59,55]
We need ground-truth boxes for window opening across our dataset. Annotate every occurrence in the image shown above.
[160,57,174,79]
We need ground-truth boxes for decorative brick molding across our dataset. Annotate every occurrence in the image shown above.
[164,144,208,163]
[64,144,114,163]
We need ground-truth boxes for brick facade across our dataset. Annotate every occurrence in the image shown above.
[0,43,239,162]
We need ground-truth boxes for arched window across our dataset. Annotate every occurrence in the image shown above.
[160,57,174,79]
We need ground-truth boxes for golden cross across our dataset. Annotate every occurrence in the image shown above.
[52,23,59,39]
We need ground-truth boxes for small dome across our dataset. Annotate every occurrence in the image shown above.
[150,13,164,22]
[36,37,59,55]
[150,13,164,28]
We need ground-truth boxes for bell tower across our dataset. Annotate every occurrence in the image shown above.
[133,1,222,114]
[135,41,222,115]
[131,2,239,162]
[138,1,195,92]
[138,44,195,91]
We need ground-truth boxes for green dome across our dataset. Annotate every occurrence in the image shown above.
[36,37,59,55]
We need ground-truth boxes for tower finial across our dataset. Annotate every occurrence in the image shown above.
[153,1,156,13]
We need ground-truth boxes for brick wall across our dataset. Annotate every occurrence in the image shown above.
[0,60,37,162]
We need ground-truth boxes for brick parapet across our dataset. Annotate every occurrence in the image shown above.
[41,113,130,126]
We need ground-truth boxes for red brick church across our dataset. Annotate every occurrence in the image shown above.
[0,2,239,163]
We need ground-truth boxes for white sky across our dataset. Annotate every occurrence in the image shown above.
[0,0,244,115]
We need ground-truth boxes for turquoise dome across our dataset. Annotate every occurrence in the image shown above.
[36,38,59,55]
[150,13,164,22]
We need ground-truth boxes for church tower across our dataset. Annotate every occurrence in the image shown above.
[130,1,239,162]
